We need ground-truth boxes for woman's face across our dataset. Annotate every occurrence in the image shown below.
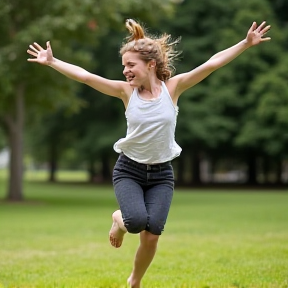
[122,51,151,87]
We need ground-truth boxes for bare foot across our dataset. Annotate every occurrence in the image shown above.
[127,276,132,287]
[109,210,127,248]
[127,275,140,288]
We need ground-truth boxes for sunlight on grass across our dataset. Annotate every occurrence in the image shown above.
[0,177,287,288]
[0,168,88,182]
[0,168,8,180]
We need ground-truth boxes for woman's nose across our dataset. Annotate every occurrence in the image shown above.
[123,67,131,75]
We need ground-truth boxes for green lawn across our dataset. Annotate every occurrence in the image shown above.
[0,172,287,288]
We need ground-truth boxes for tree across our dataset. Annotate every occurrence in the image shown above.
[0,0,177,200]
[235,57,288,183]
[0,0,96,200]
[26,109,79,182]
[161,0,286,185]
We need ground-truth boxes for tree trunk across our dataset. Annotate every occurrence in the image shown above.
[275,158,282,184]
[5,84,25,201]
[48,142,57,182]
[191,151,202,185]
[175,155,185,185]
[88,159,96,183]
[246,153,257,185]
[101,154,111,181]
[262,156,270,184]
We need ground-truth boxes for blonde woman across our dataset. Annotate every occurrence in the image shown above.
[27,19,270,288]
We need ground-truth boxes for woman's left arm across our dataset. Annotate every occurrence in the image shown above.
[169,21,271,99]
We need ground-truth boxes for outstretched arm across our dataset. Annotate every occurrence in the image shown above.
[169,21,271,100]
[27,41,131,100]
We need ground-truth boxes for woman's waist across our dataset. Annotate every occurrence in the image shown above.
[119,153,171,171]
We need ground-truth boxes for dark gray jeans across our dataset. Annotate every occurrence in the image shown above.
[112,153,174,235]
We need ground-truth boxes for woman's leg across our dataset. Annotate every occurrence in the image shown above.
[110,177,148,248]
[128,231,159,288]
[128,181,174,288]
[111,155,174,287]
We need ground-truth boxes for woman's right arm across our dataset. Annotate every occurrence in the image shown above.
[27,41,131,100]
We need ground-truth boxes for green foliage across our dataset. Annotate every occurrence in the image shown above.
[0,0,176,115]
[162,0,287,163]
[236,57,288,156]
[0,0,178,188]
[23,1,177,169]
[2,0,287,185]
[69,29,126,164]
[0,0,95,116]
[0,130,7,150]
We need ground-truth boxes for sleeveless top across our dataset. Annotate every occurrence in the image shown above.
[113,81,182,164]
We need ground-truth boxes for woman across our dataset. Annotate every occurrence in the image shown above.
[27,19,270,288]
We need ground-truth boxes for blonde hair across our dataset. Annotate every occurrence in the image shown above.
[120,19,181,81]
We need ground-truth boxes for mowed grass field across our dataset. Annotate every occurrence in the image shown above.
[0,170,287,288]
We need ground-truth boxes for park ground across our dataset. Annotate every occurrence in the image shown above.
[0,170,287,288]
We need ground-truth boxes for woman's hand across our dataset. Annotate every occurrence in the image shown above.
[27,41,54,65]
[245,21,271,47]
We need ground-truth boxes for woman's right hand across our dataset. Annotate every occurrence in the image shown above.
[27,41,54,65]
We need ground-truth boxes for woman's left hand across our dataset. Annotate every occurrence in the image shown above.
[246,21,271,46]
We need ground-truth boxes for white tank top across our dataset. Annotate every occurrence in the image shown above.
[113,81,182,164]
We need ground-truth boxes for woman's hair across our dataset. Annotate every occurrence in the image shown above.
[120,19,181,81]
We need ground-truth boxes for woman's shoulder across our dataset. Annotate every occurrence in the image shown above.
[119,82,134,108]
[163,78,179,103]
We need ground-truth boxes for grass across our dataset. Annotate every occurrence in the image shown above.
[0,169,89,182]
[0,170,287,288]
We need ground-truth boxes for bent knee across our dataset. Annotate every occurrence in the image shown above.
[124,214,148,234]
[146,218,165,235]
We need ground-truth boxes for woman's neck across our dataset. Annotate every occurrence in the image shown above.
[138,81,162,100]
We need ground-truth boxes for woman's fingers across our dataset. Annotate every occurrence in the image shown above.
[255,21,266,32]
[261,25,271,35]
[258,23,271,41]
[261,36,271,42]
[250,21,270,35]
[27,43,41,58]
[27,42,46,60]
[248,22,256,34]
[29,44,39,53]
[33,42,44,51]
[27,42,50,62]
[27,52,39,61]
[27,57,39,62]
[27,49,38,58]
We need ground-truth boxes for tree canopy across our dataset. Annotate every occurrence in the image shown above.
[0,0,177,200]
[1,0,287,200]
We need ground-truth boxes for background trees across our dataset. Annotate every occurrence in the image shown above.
[1,0,287,201]
[0,0,177,200]
[162,0,288,185]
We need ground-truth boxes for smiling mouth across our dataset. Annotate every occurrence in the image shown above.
[126,75,135,82]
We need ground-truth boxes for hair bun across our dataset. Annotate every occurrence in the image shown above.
[126,19,135,25]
